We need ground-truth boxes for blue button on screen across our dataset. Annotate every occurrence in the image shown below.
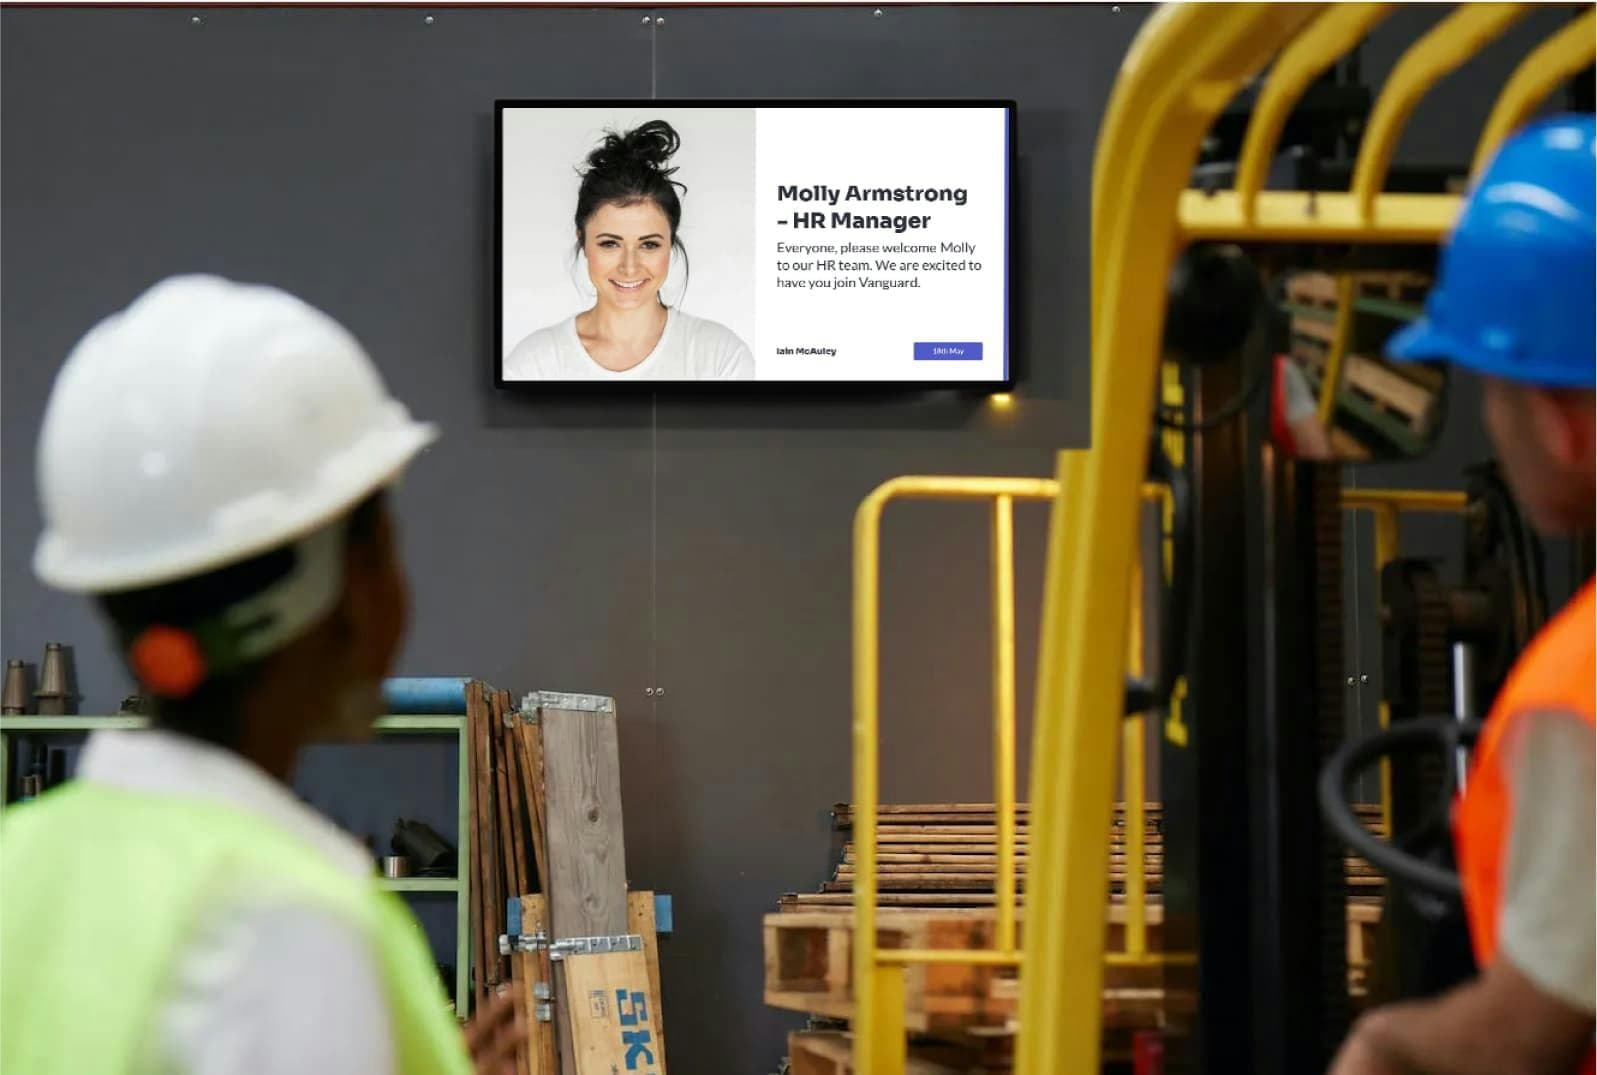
[914,342,983,361]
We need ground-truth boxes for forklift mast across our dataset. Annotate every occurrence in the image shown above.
[1016,6,1595,1075]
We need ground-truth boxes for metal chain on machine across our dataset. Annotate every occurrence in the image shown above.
[1411,568,1452,836]
[1313,471,1352,1056]
[1371,559,1472,1003]
[1377,561,1451,856]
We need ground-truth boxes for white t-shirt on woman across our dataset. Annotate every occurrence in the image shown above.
[504,307,754,381]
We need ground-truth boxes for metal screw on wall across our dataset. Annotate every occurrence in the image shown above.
[642,14,652,24]
[645,687,655,697]
[1361,674,1369,684]
[424,15,435,24]
[873,8,884,16]
[655,16,665,25]
[655,687,665,697]
[1346,676,1356,687]
[190,15,202,25]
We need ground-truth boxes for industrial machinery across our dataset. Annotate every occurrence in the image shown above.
[1322,465,1549,1003]
[847,4,1595,1074]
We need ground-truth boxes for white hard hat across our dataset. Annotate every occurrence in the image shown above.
[34,275,438,593]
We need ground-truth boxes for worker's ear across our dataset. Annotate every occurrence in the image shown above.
[337,500,408,676]
[1525,386,1597,470]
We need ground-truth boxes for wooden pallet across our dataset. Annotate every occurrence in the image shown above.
[1286,270,1430,309]
[766,902,1383,1028]
[765,910,1167,1035]
[788,1030,1011,1075]
[1355,271,1430,304]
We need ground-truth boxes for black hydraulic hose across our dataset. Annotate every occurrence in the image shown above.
[1318,716,1481,900]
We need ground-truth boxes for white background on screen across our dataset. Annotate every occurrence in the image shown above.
[754,107,1008,382]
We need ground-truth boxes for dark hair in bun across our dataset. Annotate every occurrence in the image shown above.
[575,119,687,247]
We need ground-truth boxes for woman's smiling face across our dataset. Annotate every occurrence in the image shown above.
[581,200,672,311]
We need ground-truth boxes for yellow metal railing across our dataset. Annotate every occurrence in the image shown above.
[1341,487,1470,836]
[851,477,1175,1071]
[1011,4,1586,1072]
[852,476,1051,1070]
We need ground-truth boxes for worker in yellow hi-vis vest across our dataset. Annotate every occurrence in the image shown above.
[0,276,524,1075]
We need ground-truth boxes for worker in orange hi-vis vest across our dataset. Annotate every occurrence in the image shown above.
[1330,115,1595,1075]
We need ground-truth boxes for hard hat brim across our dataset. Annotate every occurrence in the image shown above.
[1386,316,1455,366]
[34,418,438,594]
[1388,316,1596,389]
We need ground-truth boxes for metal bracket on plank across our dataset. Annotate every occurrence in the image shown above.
[520,690,615,715]
[498,931,642,961]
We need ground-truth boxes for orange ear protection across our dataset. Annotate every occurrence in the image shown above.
[128,625,208,699]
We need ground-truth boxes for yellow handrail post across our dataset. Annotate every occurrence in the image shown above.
[992,495,1019,954]
[852,475,1056,1075]
[1123,553,1148,958]
[1317,275,1359,426]
[852,485,890,1075]
[869,965,907,1075]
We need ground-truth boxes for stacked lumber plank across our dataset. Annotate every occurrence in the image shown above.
[775,801,1386,910]
[465,683,667,1075]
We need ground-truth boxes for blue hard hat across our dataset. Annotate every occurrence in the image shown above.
[1388,114,1596,389]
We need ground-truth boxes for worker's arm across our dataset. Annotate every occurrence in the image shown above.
[1333,956,1593,1075]
[1331,711,1595,1075]
[1278,358,1336,459]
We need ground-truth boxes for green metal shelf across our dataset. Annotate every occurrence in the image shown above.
[0,714,461,733]
[0,710,472,1015]
[0,715,147,731]
[380,876,461,893]
[374,714,464,732]
[1281,297,1425,323]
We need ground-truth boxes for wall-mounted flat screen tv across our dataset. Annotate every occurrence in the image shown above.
[496,101,1014,388]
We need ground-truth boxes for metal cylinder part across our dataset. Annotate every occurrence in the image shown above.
[382,855,412,879]
[35,643,75,715]
[3,661,31,715]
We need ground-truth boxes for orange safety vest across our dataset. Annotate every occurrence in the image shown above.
[1453,578,1595,1072]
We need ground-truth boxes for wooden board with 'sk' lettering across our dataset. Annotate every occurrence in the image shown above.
[563,948,661,1075]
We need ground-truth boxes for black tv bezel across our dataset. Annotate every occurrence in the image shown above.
[493,98,1018,394]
